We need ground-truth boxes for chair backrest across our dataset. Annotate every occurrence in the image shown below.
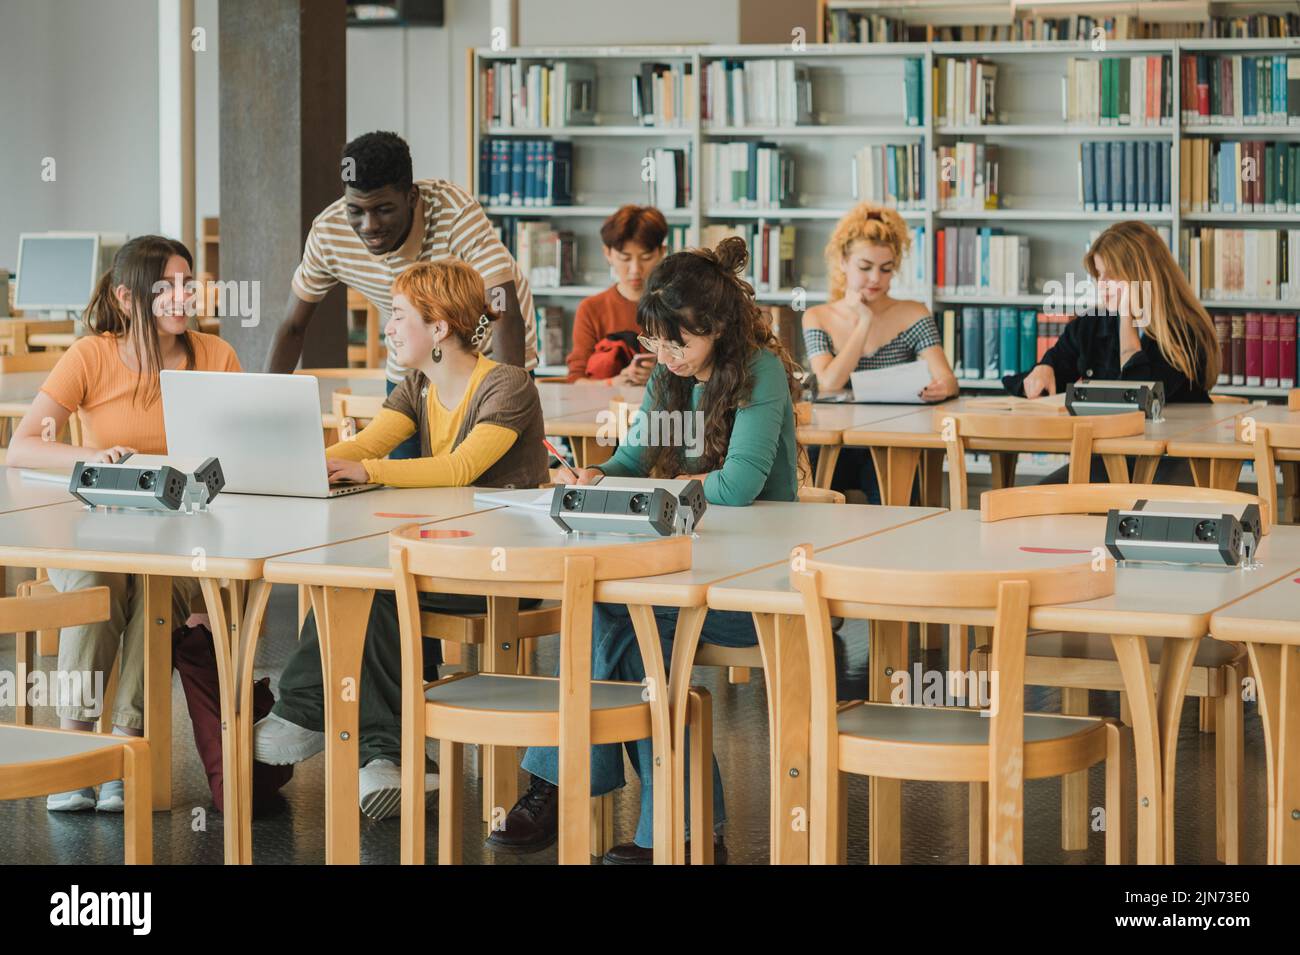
[790,549,1111,864]
[980,481,1271,534]
[1289,389,1299,412]
[1247,420,1300,525]
[332,389,385,428]
[938,409,1145,510]
[295,367,387,380]
[0,351,61,373]
[1210,393,1250,405]
[0,587,109,633]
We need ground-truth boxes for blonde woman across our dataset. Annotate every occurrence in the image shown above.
[804,202,957,399]
[802,202,957,501]
[1019,219,1217,402]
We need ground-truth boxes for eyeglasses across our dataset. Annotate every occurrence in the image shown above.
[637,334,686,360]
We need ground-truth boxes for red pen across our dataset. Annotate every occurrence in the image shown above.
[542,438,580,484]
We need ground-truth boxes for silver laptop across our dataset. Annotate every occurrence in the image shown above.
[161,370,380,498]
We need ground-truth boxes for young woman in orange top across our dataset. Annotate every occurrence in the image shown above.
[8,235,240,812]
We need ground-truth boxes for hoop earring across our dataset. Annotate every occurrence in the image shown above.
[431,344,442,363]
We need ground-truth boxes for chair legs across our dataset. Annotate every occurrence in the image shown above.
[1105,721,1131,864]
[688,687,714,865]
[969,782,989,864]
[438,739,465,865]
[1215,663,1244,864]
[121,741,152,865]
[1060,688,1090,851]
[14,628,34,725]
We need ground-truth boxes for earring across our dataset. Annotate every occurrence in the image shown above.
[469,313,490,349]
[431,344,442,363]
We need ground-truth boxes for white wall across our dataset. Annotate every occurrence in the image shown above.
[518,0,740,44]
[0,0,160,269]
[2,0,740,272]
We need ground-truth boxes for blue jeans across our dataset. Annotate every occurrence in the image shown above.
[385,378,422,460]
[520,603,756,848]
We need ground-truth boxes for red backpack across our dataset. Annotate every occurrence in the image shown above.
[585,331,641,380]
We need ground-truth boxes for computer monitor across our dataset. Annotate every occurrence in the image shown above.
[13,232,101,315]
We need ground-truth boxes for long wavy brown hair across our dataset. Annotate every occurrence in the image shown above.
[639,236,804,480]
[1086,221,1218,390]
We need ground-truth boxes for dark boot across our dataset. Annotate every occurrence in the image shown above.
[484,775,559,854]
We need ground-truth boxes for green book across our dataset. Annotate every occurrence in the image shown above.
[1266,143,1275,209]
[1118,56,1131,125]
[1019,308,1037,373]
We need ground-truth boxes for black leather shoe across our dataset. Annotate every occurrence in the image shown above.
[602,837,728,865]
[484,775,558,854]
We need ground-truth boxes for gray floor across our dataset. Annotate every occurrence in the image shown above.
[0,581,1271,865]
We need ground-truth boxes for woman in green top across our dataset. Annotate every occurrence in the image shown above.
[489,236,802,864]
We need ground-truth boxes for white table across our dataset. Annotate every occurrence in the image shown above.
[1210,572,1300,863]
[708,508,1300,864]
[0,480,494,863]
[258,495,941,864]
[0,468,74,515]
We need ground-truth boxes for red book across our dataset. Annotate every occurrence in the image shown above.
[1263,312,1280,387]
[1213,313,1231,384]
[1280,313,1297,389]
[1245,312,1264,386]
[1231,314,1247,385]
[1196,60,1209,119]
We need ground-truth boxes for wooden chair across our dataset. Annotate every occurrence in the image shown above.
[295,367,387,380]
[941,409,1146,510]
[1288,389,1298,411]
[791,546,1127,864]
[979,482,1266,862]
[940,411,1145,678]
[1210,393,1250,405]
[1249,420,1300,526]
[0,351,61,373]
[701,483,846,688]
[0,586,152,863]
[389,524,709,865]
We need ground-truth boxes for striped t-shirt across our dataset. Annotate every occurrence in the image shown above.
[291,178,537,383]
[803,315,942,371]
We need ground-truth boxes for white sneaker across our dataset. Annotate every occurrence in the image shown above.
[95,779,124,812]
[47,787,97,812]
[358,758,439,821]
[253,712,324,766]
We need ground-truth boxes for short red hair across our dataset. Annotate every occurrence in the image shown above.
[392,260,485,348]
[600,204,668,252]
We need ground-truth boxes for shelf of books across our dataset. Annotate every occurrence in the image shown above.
[471,36,1300,399]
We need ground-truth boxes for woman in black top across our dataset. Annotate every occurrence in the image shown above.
[1009,220,1219,483]
[1015,220,1218,402]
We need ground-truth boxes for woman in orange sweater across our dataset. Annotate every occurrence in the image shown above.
[8,235,240,812]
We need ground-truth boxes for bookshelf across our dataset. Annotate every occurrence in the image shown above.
[469,37,1300,399]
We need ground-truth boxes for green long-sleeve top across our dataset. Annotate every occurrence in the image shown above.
[597,347,799,505]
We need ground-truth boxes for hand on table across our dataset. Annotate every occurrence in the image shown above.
[90,445,137,464]
[552,466,605,486]
[1021,364,1057,399]
[326,458,369,484]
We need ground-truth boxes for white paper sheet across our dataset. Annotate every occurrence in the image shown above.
[472,488,555,512]
[848,360,932,404]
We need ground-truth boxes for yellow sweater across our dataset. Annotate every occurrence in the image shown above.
[326,356,518,487]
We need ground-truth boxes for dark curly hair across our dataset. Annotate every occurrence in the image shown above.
[638,236,804,481]
[341,131,413,192]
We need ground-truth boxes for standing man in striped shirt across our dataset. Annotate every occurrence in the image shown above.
[268,131,536,457]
